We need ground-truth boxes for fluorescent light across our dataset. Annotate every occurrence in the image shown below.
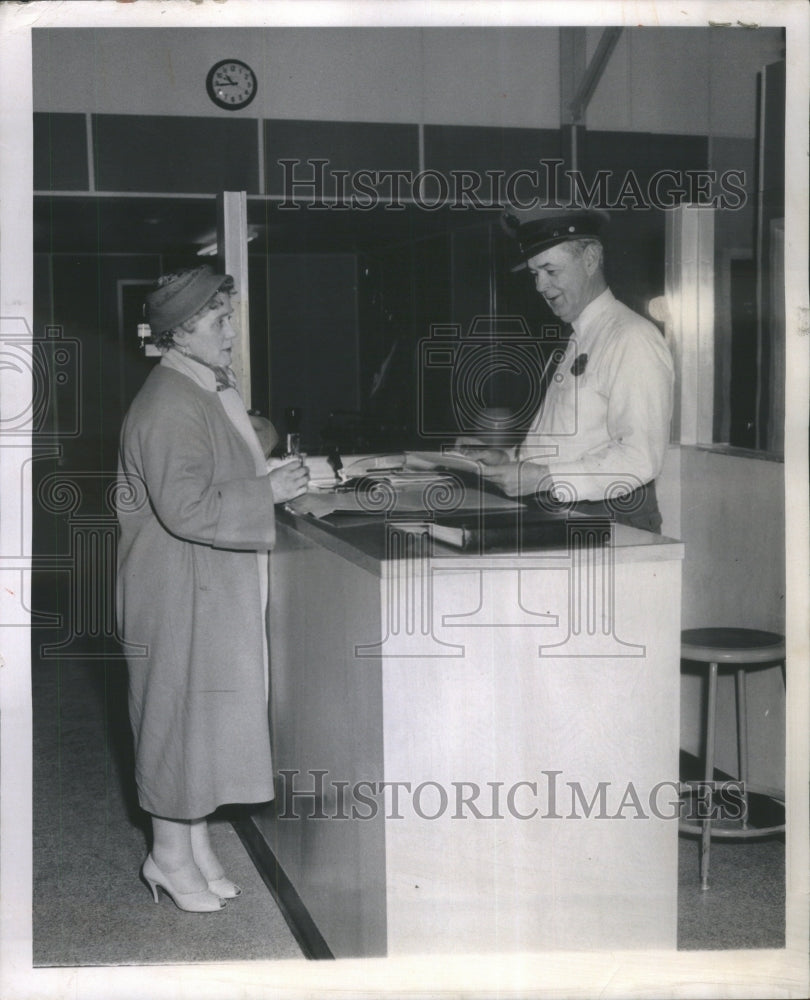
[196,228,258,257]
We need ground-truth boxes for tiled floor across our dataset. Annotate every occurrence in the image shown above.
[32,659,302,966]
[677,833,785,949]
[32,653,785,963]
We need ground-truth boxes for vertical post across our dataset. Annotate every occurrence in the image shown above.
[767,218,786,454]
[701,661,719,889]
[559,28,586,174]
[559,28,586,126]
[665,205,715,445]
[756,60,785,452]
[217,191,251,406]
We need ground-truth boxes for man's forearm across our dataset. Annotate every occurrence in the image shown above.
[479,460,551,497]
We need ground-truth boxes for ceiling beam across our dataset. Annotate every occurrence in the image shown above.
[217,191,252,406]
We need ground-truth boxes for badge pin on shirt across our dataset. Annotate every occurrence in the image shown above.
[570,353,589,377]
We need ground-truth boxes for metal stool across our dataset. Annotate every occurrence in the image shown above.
[679,627,786,890]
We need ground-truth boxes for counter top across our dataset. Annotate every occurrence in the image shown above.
[277,504,684,577]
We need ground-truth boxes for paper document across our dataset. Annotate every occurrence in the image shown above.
[404,450,484,475]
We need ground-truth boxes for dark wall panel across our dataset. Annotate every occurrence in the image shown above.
[409,233,455,443]
[248,254,272,419]
[266,254,359,451]
[35,196,218,255]
[264,119,420,202]
[580,130,709,314]
[93,115,260,193]
[424,125,564,203]
[34,112,89,191]
[46,254,160,473]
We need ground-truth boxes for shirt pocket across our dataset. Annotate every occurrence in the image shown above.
[575,380,609,431]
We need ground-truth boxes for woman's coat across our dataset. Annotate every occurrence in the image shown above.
[117,364,277,819]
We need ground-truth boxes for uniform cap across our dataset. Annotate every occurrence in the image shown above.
[501,206,610,267]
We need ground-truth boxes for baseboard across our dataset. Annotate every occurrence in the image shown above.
[679,749,786,829]
[230,813,334,961]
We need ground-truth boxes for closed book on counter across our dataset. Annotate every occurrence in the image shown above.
[421,508,612,553]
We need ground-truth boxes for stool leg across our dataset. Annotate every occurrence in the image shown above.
[735,667,749,830]
[701,661,718,890]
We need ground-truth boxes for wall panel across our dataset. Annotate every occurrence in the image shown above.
[263,119,419,202]
[33,112,88,191]
[92,114,260,193]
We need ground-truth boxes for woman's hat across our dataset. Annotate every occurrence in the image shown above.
[145,266,232,334]
[501,206,610,268]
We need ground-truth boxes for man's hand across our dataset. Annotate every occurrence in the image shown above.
[268,457,310,503]
[453,436,511,466]
[479,461,551,498]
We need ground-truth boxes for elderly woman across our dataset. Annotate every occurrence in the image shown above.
[116,266,308,912]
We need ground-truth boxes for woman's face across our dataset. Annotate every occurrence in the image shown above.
[175,293,236,367]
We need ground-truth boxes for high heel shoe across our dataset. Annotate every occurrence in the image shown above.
[141,854,225,912]
[207,876,242,899]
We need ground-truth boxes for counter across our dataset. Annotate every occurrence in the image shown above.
[246,503,684,957]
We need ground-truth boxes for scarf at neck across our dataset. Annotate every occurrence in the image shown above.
[172,347,237,391]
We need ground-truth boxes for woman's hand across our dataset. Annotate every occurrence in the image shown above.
[268,457,310,503]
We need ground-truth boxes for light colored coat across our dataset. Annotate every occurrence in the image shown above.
[117,365,276,819]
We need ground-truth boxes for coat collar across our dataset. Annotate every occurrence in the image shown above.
[160,348,219,391]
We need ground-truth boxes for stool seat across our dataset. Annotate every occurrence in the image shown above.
[681,627,786,665]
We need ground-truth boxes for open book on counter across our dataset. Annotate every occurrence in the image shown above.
[286,451,604,552]
[288,451,523,520]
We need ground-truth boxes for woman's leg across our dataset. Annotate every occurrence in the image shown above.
[189,818,224,881]
[151,815,209,892]
[190,818,242,898]
[144,815,225,910]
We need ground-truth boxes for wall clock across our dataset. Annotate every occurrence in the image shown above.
[205,59,257,110]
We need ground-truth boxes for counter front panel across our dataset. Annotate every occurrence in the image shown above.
[251,510,684,957]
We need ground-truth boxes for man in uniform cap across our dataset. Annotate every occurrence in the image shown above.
[458,206,674,531]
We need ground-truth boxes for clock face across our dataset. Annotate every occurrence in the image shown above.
[206,59,257,110]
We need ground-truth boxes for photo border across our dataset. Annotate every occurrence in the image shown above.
[1,2,807,998]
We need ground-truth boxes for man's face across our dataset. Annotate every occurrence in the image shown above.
[177,292,236,367]
[526,243,594,324]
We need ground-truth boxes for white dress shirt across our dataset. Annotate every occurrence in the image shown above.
[518,288,674,503]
